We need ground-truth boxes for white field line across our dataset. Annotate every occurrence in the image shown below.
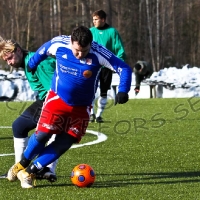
[0,127,107,156]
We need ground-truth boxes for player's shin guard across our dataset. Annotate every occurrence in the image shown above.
[23,133,46,160]
[33,145,60,170]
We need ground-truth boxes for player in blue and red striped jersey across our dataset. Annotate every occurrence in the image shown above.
[7,26,132,188]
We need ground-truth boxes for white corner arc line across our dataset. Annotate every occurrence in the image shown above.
[71,130,107,149]
[0,128,107,156]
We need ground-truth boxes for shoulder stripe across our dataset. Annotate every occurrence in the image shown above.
[51,35,71,45]
[91,42,112,59]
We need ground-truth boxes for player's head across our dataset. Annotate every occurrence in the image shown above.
[134,63,143,72]
[71,26,93,60]
[0,37,24,68]
[92,9,106,28]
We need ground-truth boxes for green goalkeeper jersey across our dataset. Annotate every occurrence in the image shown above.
[24,52,55,100]
[90,23,126,61]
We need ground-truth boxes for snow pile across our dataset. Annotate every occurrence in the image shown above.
[0,70,36,101]
[146,65,200,89]
[0,65,200,101]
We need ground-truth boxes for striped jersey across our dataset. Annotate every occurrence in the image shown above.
[28,35,132,106]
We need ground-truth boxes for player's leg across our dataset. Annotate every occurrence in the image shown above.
[12,99,43,163]
[45,134,58,173]
[8,99,58,181]
[17,132,77,188]
[7,92,56,182]
[16,99,89,188]
[10,131,52,188]
[96,68,113,123]
[28,97,89,174]
[89,99,96,122]
[35,134,58,181]
[7,130,52,181]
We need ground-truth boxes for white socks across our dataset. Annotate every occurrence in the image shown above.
[14,137,29,163]
[96,96,107,117]
[90,100,95,115]
[14,134,58,174]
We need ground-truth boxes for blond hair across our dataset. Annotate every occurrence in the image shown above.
[0,36,21,59]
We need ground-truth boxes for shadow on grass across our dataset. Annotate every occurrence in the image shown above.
[0,137,13,140]
[92,171,200,187]
[34,171,200,188]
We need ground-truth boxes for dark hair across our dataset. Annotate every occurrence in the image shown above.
[134,63,142,71]
[92,9,106,19]
[71,26,93,47]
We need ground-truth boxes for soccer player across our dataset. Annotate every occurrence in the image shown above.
[0,37,57,182]
[90,9,126,123]
[7,26,132,188]
[134,60,153,95]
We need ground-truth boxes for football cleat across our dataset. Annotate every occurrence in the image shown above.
[89,114,96,123]
[35,167,57,182]
[95,116,104,123]
[7,162,24,181]
[17,169,35,189]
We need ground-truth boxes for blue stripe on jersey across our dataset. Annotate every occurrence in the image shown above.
[91,42,113,59]
[28,35,132,106]
[51,35,71,45]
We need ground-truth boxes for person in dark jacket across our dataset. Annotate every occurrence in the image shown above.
[134,61,153,95]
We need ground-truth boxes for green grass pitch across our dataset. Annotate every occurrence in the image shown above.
[0,98,200,200]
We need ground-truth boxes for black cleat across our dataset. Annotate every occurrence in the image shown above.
[35,167,57,182]
[89,114,96,122]
[95,116,104,123]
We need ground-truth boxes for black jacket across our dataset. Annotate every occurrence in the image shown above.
[134,61,153,88]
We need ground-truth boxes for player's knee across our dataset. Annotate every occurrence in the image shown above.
[12,117,27,138]
[35,131,52,144]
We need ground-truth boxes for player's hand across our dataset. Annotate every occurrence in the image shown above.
[27,65,36,75]
[134,87,140,96]
[115,92,129,105]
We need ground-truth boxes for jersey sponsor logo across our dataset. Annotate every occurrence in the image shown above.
[83,70,92,78]
[69,127,80,135]
[39,47,46,55]
[59,64,78,76]
[86,58,92,65]
[80,58,92,65]
[42,123,57,130]
[62,54,67,59]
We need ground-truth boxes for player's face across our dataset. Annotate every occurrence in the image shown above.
[93,16,105,28]
[2,48,23,68]
[71,41,90,60]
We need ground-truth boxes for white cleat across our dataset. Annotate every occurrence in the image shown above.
[7,162,24,181]
[17,169,35,189]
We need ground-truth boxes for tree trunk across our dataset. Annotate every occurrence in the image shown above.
[57,0,62,35]
[156,0,160,71]
[146,0,156,71]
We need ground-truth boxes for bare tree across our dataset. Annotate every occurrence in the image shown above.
[156,0,160,71]
[146,0,156,71]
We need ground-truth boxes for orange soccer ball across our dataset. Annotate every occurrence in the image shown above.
[71,164,95,187]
